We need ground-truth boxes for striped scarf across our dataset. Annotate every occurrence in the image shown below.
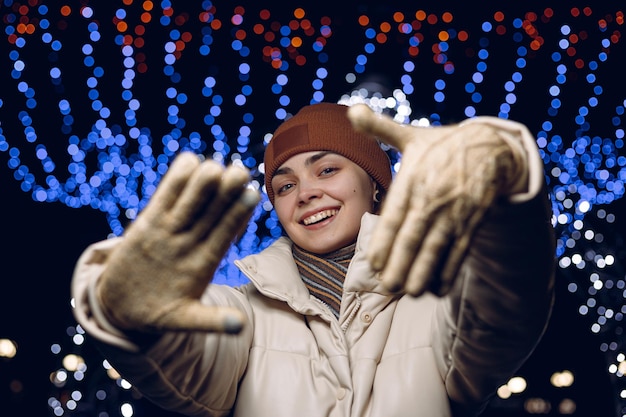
[292,242,356,319]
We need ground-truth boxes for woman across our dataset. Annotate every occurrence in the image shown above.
[72,102,555,416]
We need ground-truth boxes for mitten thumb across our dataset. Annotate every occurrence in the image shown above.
[347,104,414,151]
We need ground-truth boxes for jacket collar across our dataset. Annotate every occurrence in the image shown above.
[235,213,396,299]
[342,212,394,295]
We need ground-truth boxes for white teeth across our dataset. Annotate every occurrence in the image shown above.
[303,209,337,225]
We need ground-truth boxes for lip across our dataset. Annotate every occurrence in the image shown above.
[298,206,340,226]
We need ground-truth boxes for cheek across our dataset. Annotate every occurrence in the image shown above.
[273,201,289,221]
[274,196,300,227]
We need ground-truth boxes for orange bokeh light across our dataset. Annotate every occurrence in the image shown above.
[117,21,128,33]
[393,12,404,23]
[211,19,222,30]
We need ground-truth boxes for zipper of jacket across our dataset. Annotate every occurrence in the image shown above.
[340,293,361,333]
[313,294,361,334]
[315,296,347,322]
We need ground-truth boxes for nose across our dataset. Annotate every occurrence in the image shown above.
[297,180,323,205]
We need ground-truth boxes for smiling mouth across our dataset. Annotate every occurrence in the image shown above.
[302,209,338,225]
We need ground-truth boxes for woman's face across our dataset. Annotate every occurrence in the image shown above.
[271,151,377,254]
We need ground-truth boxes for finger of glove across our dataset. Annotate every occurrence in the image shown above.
[189,188,260,275]
[141,152,201,222]
[202,165,250,228]
[403,219,455,297]
[436,180,499,296]
[377,174,460,294]
[347,104,414,151]
[167,159,225,231]
[376,200,433,292]
[367,165,417,271]
[154,302,247,334]
[436,231,471,297]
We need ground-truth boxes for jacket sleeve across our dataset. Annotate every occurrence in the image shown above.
[431,117,556,416]
[71,238,255,417]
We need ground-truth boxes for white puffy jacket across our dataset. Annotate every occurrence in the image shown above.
[72,184,555,417]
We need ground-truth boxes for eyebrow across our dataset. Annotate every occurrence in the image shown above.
[273,151,335,177]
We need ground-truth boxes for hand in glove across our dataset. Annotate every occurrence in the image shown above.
[95,152,260,334]
[347,104,528,296]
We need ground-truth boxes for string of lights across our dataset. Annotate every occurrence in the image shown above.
[1,1,625,416]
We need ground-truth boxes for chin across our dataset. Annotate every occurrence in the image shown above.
[312,241,351,255]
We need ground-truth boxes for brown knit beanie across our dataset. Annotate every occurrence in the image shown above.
[264,102,392,204]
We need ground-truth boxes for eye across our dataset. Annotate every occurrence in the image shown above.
[319,166,338,176]
[277,182,294,195]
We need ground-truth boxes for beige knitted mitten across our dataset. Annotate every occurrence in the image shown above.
[347,104,528,296]
[96,152,260,333]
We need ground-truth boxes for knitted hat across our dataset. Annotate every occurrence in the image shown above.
[264,102,392,204]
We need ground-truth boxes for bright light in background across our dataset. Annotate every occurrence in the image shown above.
[0,339,17,358]
[120,402,135,417]
[508,376,528,393]
[524,397,552,414]
[62,354,85,372]
[550,370,575,388]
